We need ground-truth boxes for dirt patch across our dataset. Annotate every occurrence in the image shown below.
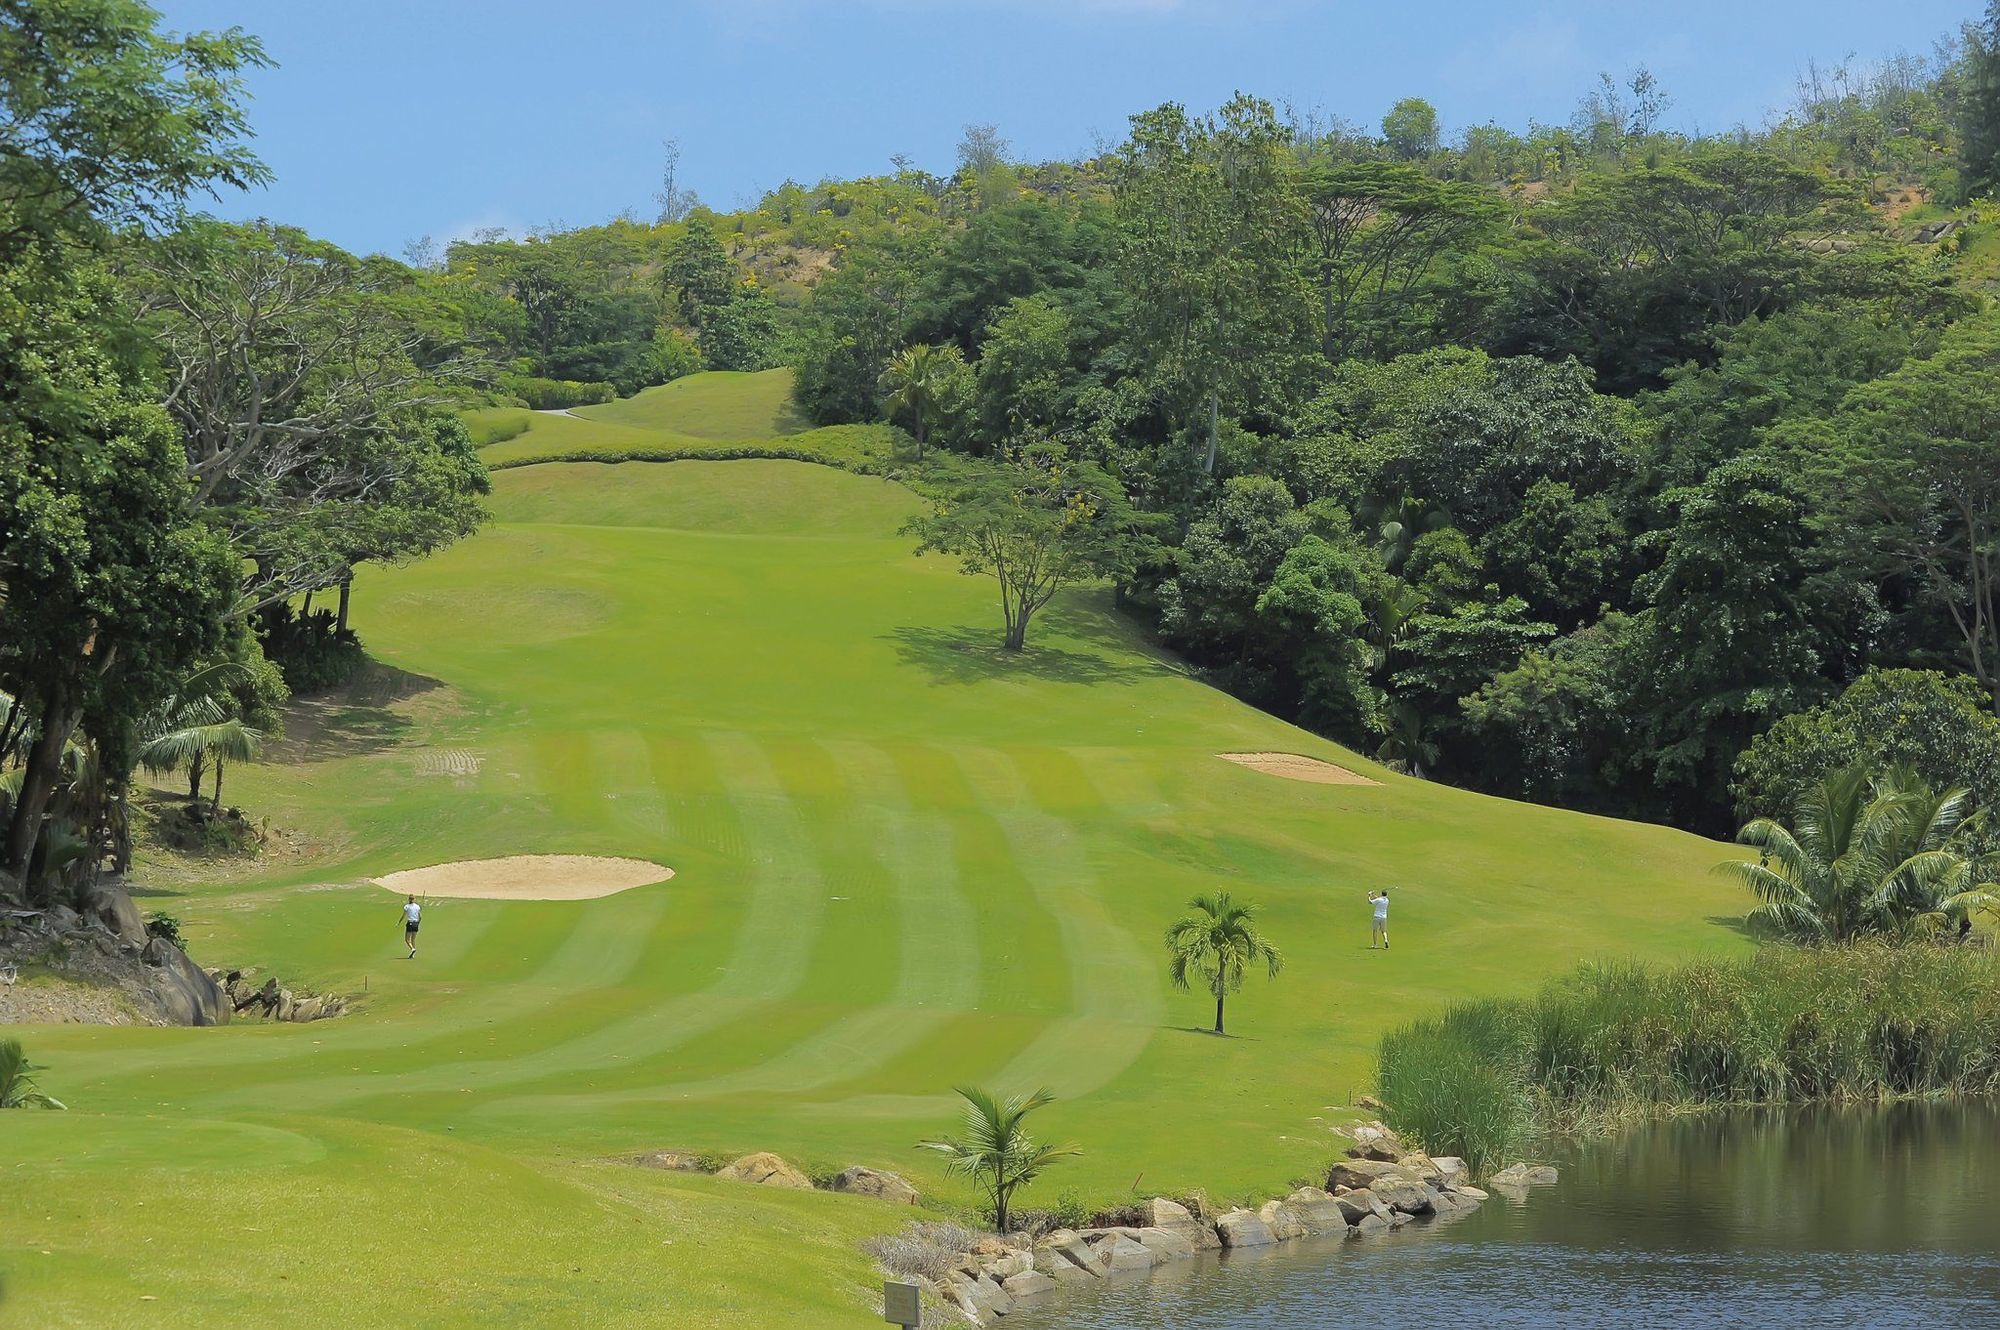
[1218,752,1380,787]
[371,854,673,901]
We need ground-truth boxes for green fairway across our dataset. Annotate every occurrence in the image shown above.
[2,377,1749,1326]
[573,367,805,438]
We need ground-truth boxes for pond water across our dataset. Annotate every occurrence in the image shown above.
[1018,1102,2000,1328]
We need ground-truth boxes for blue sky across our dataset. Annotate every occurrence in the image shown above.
[154,0,1978,258]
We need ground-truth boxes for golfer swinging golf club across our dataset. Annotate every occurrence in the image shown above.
[401,894,422,958]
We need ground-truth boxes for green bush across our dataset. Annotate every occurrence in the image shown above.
[1377,946,2000,1170]
[503,376,617,410]
[462,408,534,447]
[145,913,185,948]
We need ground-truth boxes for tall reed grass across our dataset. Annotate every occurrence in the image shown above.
[1376,945,2000,1175]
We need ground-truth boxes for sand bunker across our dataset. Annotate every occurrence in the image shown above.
[1219,752,1380,787]
[371,854,673,901]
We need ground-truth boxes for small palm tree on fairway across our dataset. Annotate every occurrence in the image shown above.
[917,1085,1078,1234]
[0,1039,66,1109]
[1166,891,1284,1035]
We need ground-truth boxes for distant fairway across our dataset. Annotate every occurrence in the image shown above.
[470,370,896,471]
[3,375,1749,1326]
[574,367,805,438]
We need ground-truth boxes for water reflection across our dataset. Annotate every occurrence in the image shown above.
[1023,1102,2000,1328]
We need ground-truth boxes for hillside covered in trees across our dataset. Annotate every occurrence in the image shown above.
[9,1,2000,908]
[406,10,2000,836]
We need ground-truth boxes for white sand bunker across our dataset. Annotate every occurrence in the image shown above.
[1219,752,1381,787]
[371,854,673,901]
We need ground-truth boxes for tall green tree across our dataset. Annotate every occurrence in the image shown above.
[1114,95,1315,474]
[904,444,1154,651]
[1165,891,1284,1035]
[1380,97,1441,160]
[1963,2,2000,199]
[1828,316,2000,711]
[0,0,268,252]
[0,247,236,888]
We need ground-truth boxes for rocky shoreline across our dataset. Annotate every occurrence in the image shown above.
[915,1121,1551,1325]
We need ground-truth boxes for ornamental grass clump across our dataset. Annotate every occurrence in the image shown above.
[1376,946,2000,1163]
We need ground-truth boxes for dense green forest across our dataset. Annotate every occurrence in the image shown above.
[409,9,2000,836]
[7,0,2000,911]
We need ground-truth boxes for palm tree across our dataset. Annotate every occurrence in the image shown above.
[0,1039,66,1109]
[1717,765,1999,943]
[917,1085,1078,1233]
[1373,700,1438,779]
[136,663,262,813]
[1165,891,1285,1035]
[878,342,960,463]
[1361,494,1449,575]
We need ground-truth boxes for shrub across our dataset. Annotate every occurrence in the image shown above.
[863,1221,976,1283]
[1377,946,2000,1169]
[145,913,185,948]
[502,376,617,410]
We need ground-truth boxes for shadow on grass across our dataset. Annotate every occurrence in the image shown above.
[1705,913,1758,941]
[886,625,1150,687]
[1163,1024,1260,1041]
[262,662,446,765]
[886,591,1187,688]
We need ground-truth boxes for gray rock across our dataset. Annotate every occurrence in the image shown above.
[1488,1163,1559,1188]
[829,1165,919,1205]
[1373,1179,1435,1216]
[1091,1234,1156,1272]
[1283,1187,1349,1234]
[292,996,324,1022]
[1327,1158,1413,1191]
[91,883,147,946]
[1257,1200,1306,1241]
[140,935,229,1026]
[1344,1122,1405,1161]
[1001,1270,1056,1299]
[1131,1225,1196,1262]
[1215,1209,1276,1248]
[49,905,82,933]
[1396,1151,1442,1182]
[1452,1184,1489,1202]
[1431,1156,1467,1186]
[1333,1189,1385,1224]
[1140,1196,1221,1250]
[1353,1212,1389,1236]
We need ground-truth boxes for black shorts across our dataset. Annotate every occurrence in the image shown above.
[405,921,420,935]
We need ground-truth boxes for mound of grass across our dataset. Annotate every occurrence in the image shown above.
[485,422,901,474]
[576,368,805,439]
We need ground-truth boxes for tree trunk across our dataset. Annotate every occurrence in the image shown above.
[211,756,225,815]
[1202,392,1219,475]
[2,692,80,883]
[1004,619,1027,652]
[1213,990,1226,1036]
[301,588,314,618]
[993,1181,1009,1235]
[336,576,353,636]
[188,753,205,803]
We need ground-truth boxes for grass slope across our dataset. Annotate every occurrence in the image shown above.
[473,372,895,472]
[574,368,805,439]
[2,433,1749,1324]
